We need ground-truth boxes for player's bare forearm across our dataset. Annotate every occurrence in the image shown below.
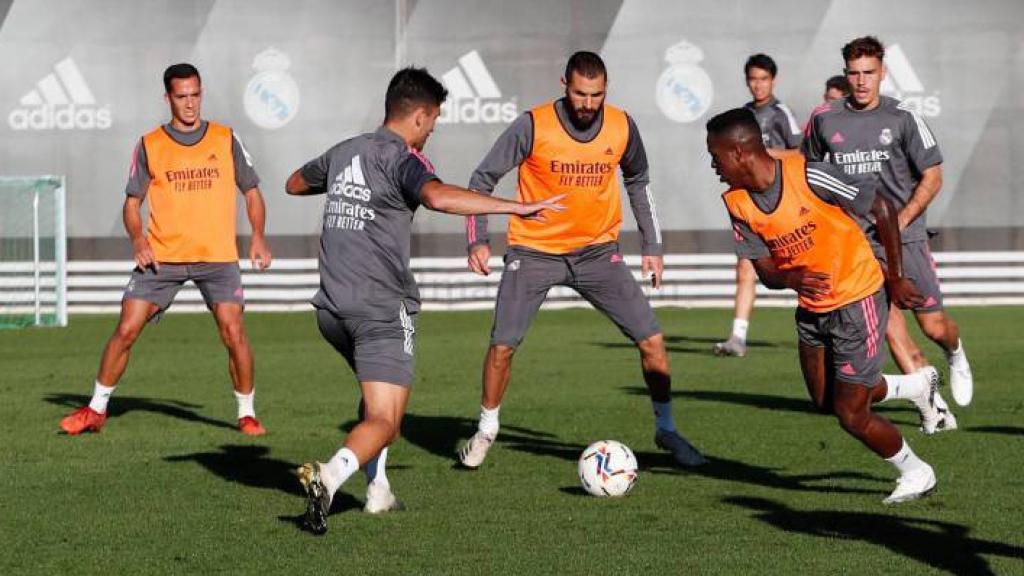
[871,194,905,279]
[285,170,324,196]
[243,187,267,237]
[898,165,942,231]
[123,196,145,242]
[751,257,789,290]
[420,181,564,218]
[752,257,831,300]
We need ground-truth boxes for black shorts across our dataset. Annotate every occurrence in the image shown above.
[490,242,660,347]
[796,290,889,386]
[315,303,416,387]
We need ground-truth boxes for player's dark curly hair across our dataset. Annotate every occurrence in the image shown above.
[565,51,607,82]
[706,108,762,148]
[163,63,200,93]
[744,53,777,78]
[385,66,448,121]
[843,36,885,63]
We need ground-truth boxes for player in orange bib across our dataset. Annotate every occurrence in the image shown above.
[59,64,272,437]
[708,108,954,504]
[458,52,705,469]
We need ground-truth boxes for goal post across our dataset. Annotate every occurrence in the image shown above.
[0,176,67,328]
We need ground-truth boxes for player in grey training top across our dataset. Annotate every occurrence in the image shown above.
[803,35,973,408]
[715,53,804,359]
[286,67,562,536]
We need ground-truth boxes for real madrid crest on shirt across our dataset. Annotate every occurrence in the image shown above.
[879,127,893,145]
[244,48,300,130]
[655,39,714,124]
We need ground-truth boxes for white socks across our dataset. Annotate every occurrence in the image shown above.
[947,339,968,369]
[365,447,390,489]
[731,318,749,342]
[234,389,256,419]
[881,371,928,403]
[322,447,360,496]
[885,439,928,475]
[478,405,500,437]
[88,381,115,414]
[653,401,676,432]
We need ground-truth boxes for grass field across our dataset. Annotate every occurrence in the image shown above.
[2,307,1022,575]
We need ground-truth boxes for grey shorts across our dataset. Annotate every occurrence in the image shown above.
[796,290,889,386]
[124,263,244,317]
[315,304,416,387]
[902,241,943,312]
[490,242,661,348]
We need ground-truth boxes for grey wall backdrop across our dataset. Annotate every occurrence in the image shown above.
[1,0,1022,256]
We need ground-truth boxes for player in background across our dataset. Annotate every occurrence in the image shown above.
[286,67,563,535]
[457,51,706,470]
[804,36,973,407]
[59,63,272,436]
[824,75,851,102]
[708,108,952,504]
[715,54,803,358]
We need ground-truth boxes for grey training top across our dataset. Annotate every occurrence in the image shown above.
[730,160,879,260]
[744,96,802,150]
[465,97,663,256]
[125,120,260,198]
[802,95,942,243]
[299,126,439,321]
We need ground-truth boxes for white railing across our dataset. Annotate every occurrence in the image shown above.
[1,252,1023,314]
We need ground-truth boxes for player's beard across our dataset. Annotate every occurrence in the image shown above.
[569,106,599,131]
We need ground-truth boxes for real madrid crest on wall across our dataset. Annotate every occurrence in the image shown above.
[655,40,714,124]
[244,48,300,130]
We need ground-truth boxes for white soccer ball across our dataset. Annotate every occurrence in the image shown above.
[578,440,639,497]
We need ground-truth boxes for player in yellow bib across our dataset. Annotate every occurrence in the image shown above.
[709,108,954,504]
[59,64,272,437]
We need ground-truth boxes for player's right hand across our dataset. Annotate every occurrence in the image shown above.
[517,194,567,222]
[786,268,830,300]
[887,276,925,309]
[132,237,159,272]
[468,244,491,276]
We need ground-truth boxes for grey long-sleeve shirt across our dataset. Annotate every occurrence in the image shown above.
[465,98,663,256]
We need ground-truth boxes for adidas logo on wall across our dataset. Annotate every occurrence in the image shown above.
[8,57,111,130]
[439,50,517,124]
[880,45,941,118]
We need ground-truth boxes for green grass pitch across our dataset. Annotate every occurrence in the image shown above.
[1,307,1022,575]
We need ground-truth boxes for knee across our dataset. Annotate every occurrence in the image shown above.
[833,402,870,435]
[919,316,953,343]
[218,321,247,349]
[638,333,666,359]
[113,321,143,347]
[487,345,516,368]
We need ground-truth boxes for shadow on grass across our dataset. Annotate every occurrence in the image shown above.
[592,336,784,355]
[356,413,887,495]
[165,444,300,495]
[619,386,918,427]
[967,425,1024,437]
[724,496,1024,575]
[45,393,235,431]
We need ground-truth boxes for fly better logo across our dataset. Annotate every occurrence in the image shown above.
[880,44,941,118]
[8,57,112,130]
[439,50,517,124]
[326,155,376,231]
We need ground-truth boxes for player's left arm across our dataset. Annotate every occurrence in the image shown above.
[231,132,271,270]
[897,109,944,231]
[621,115,663,288]
[871,193,924,309]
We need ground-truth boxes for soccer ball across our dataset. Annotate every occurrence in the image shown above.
[578,440,638,497]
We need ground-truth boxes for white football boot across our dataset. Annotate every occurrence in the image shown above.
[458,431,495,469]
[884,463,937,504]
